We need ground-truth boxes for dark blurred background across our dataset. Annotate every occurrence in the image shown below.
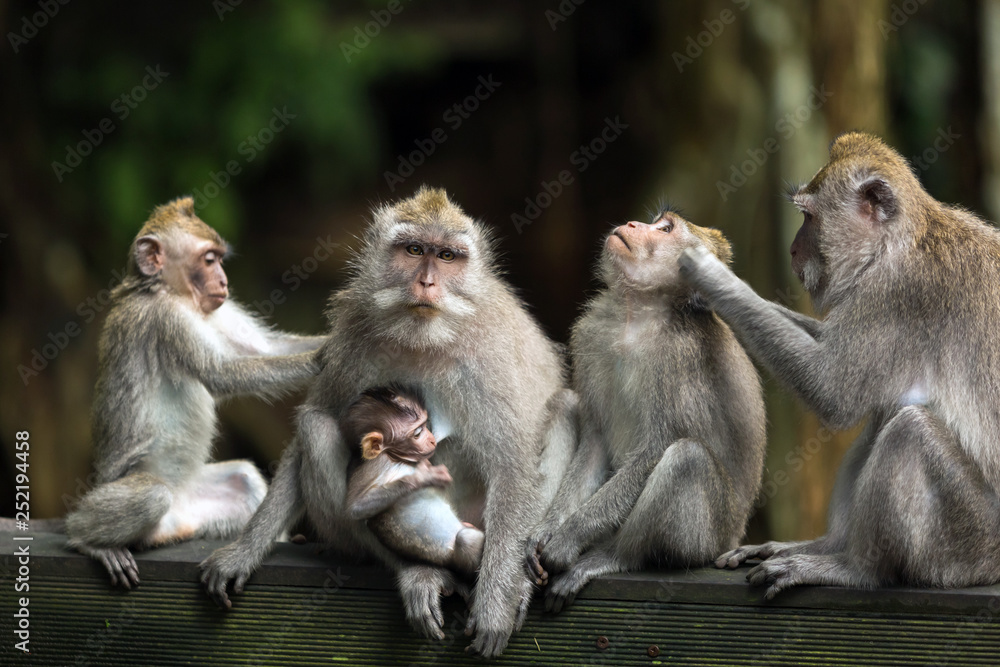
[2,0,995,545]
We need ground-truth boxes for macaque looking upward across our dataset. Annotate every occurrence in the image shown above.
[344,386,484,577]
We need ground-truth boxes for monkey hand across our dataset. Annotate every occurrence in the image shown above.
[678,244,733,296]
[72,543,141,589]
[524,532,551,585]
[398,563,467,641]
[199,543,254,609]
[415,460,453,488]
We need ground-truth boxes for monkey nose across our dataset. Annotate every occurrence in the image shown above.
[626,220,639,228]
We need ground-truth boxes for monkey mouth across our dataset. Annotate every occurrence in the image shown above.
[408,302,439,316]
[610,231,631,251]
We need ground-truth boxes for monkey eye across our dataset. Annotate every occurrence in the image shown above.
[658,221,674,233]
[438,249,456,262]
[412,426,423,438]
[205,251,219,264]
[803,212,814,224]
[406,244,424,256]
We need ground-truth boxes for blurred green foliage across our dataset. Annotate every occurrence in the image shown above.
[45,0,442,245]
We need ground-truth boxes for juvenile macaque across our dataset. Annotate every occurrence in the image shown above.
[66,197,324,587]
[200,187,568,657]
[343,386,484,576]
[680,132,1000,598]
[527,209,767,611]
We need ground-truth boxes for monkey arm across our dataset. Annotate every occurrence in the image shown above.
[680,246,867,427]
[536,420,609,534]
[265,334,328,355]
[543,438,662,567]
[346,466,424,521]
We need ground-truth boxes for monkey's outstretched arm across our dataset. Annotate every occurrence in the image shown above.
[265,334,328,355]
[680,246,867,427]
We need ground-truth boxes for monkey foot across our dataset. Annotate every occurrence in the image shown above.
[715,540,813,569]
[75,544,141,589]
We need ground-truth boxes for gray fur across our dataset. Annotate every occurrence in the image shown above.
[66,208,322,588]
[680,132,1000,598]
[199,187,567,657]
[529,212,767,611]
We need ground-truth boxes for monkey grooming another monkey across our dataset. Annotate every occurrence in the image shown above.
[527,209,766,612]
[201,187,568,658]
[66,196,324,588]
[343,385,484,576]
[680,132,1000,599]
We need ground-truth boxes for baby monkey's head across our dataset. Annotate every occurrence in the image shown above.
[342,385,436,464]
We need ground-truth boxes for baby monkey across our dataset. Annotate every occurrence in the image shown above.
[343,385,484,576]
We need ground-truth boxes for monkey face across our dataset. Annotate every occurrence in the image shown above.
[385,408,438,463]
[604,212,730,293]
[369,230,478,349]
[177,234,229,314]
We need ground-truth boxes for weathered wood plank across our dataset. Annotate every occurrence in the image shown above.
[2,533,999,665]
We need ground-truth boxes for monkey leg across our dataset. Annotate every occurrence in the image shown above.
[451,526,484,576]
[747,406,1000,598]
[148,460,268,545]
[545,440,731,613]
[846,405,1000,587]
[718,423,882,570]
[66,472,173,588]
[617,439,734,566]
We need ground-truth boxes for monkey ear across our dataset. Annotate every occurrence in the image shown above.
[135,236,164,276]
[360,432,384,460]
[858,177,897,223]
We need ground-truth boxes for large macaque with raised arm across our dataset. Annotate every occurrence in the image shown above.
[200,187,568,658]
[526,210,766,611]
[680,132,1000,598]
[66,197,324,588]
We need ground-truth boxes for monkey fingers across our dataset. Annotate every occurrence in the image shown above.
[746,557,805,600]
[715,540,805,569]
[100,546,140,589]
[399,565,449,640]
[543,572,581,614]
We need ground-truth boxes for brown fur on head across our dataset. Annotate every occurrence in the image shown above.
[601,206,733,299]
[789,132,937,311]
[342,384,435,463]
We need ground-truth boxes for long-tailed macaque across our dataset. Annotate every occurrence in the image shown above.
[343,385,484,576]
[680,132,1000,598]
[527,210,766,611]
[200,186,568,657]
[65,197,324,588]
